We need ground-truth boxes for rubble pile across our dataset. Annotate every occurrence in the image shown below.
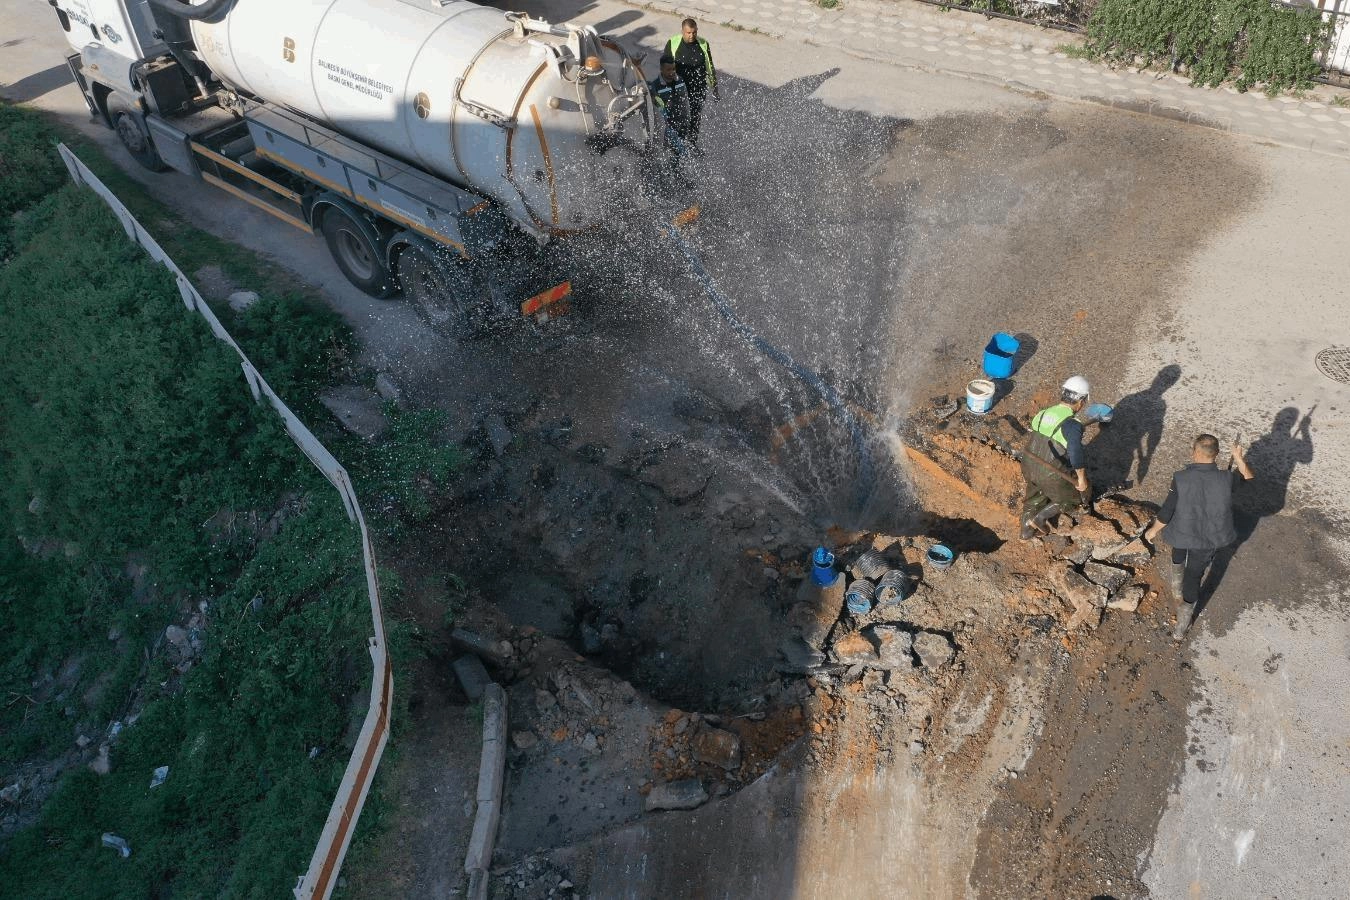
[489,854,579,900]
[1043,497,1160,629]
[510,660,641,764]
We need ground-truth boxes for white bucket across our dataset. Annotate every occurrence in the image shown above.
[966,379,995,415]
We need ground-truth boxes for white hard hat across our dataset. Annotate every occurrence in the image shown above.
[1062,375,1090,400]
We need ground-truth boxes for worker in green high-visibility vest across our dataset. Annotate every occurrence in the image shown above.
[667,18,719,148]
[1020,376,1092,540]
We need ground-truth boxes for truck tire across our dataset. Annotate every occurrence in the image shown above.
[321,209,396,298]
[109,100,167,172]
[396,244,483,339]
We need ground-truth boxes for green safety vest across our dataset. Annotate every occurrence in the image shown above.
[1030,403,1074,450]
[667,36,716,88]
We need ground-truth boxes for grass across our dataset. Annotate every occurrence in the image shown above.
[0,101,464,897]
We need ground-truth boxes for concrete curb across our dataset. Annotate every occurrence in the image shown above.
[464,682,507,899]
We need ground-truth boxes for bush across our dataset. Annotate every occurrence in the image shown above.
[0,104,68,259]
[0,101,466,897]
[1085,0,1333,92]
[0,493,369,900]
[0,186,311,589]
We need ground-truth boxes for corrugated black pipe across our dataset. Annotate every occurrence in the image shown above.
[147,0,233,21]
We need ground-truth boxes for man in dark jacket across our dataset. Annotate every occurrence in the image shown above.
[667,18,719,146]
[1146,434,1255,640]
[649,55,691,157]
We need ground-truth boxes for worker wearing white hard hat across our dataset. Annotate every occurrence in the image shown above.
[1019,376,1093,539]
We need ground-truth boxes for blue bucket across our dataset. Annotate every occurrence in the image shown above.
[811,547,838,586]
[926,544,955,570]
[982,332,1021,379]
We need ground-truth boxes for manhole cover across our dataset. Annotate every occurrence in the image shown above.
[1315,347,1350,384]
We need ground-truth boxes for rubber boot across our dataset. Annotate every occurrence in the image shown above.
[1172,600,1196,641]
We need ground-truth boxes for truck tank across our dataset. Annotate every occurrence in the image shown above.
[187,0,654,237]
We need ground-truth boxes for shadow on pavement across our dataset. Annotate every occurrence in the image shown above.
[1197,405,1315,616]
[1088,363,1180,491]
[0,63,72,104]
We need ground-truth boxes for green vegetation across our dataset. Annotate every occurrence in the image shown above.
[1082,0,1334,93]
[0,104,69,259]
[0,103,460,897]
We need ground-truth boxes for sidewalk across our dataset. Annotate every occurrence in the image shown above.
[640,0,1350,158]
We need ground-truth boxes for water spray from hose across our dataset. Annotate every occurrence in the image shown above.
[655,217,875,512]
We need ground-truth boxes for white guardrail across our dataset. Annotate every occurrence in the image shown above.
[54,144,391,900]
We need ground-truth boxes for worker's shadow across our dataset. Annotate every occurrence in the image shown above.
[1088,364,1180,492]
[1196,405,1315,616]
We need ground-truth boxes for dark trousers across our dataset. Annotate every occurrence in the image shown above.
[1020,455,1082,521]
[1172,547,1219,606]
[686,82,707,142]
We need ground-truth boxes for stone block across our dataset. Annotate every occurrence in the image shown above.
[1107,585,1146,612]
[452,655,492,701]
[463,799,500,872]
[451,628,510,665]
[374,372,402,403]
[319,386,388,441]
[830,630,879,666]
[1083,561,1130,594]
[1048,564,1108,612]
[864,625,914,670]
[913,632,956,669]
[227,290,259,312]
[789,576,846,648]
[467,868,489,900]
[778,636,826,672]
[1110,538,1153,565]
[692,726,742,770]
[645,779,709,812]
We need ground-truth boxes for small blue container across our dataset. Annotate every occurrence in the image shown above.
[982,332,1021,379]
[926,544,955,570]
[811,547,838,586]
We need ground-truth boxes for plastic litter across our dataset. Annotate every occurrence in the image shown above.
[101,833,131,858]
[149,766,169,789]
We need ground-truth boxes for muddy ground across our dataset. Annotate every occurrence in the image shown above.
[335,90,1268,898]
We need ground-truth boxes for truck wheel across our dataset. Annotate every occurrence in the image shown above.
[322,209,396,298]
[396,245,483,339]
[111,107,167,172]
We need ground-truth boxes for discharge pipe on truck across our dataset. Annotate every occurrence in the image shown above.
[146,0,232,22]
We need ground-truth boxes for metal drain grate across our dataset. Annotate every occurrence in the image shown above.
[1315,347,1350,384]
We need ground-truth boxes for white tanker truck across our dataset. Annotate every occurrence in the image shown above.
[48,0,658,333]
